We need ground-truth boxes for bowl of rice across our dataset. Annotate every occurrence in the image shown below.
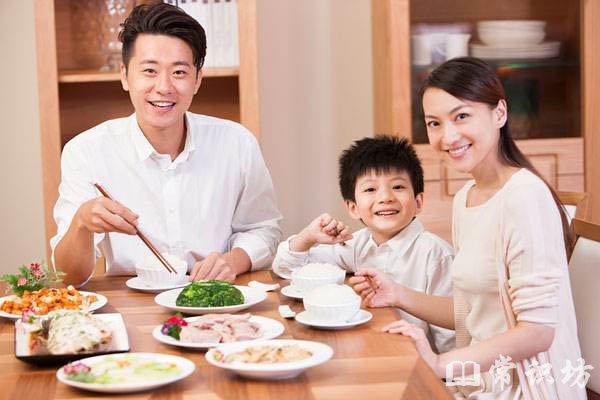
[303,284,361,323]
[135,253,188,287]
[290,263,345,295]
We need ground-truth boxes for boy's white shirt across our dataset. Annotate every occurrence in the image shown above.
[272,218,455,353]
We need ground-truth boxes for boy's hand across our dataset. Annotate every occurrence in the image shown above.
[290,213,353,252]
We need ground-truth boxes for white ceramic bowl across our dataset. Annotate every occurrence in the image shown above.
[302,284,361,323]
[477,20,546,31]
[478,29,545,46]
[290,263,345,295]
[135,254,188,287]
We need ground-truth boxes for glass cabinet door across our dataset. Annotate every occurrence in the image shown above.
[408,0,581,144]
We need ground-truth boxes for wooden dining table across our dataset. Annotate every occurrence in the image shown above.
[0,270,453,399]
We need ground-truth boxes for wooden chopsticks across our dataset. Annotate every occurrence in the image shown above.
[94,183,177,274]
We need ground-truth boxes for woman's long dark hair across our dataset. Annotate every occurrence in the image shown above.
[421,57,574,259]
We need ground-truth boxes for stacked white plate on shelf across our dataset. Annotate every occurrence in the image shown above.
[471,20,560,60]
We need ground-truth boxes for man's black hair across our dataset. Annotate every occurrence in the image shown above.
[338,135,424,202]
[119,2,207,71]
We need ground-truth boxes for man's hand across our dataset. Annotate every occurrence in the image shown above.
[189,252,237,283]
[290,213,353,252]
[76,197,139,234]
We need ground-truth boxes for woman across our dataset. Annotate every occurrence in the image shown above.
[351,57,585,399]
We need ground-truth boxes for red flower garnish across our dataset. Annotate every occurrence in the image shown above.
[30,263,40,270]
[17,277,27,286]
[166,316,188,326]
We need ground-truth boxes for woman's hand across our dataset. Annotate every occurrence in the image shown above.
[348,268,400,308]
[382,320,441,376]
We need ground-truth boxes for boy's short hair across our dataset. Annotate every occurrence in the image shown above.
[338,135,424,202]
[119,3,207,72]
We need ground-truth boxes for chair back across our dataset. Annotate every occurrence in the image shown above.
[558,191,589,224]
[569,218,600,394]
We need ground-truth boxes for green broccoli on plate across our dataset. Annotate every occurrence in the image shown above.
[175,280,244,307]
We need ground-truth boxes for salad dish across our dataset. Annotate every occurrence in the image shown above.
[152,313,285,349]
[56,352,195,393]
[154,284,266,315]
[206,339,333,380]
[15,311,129,365]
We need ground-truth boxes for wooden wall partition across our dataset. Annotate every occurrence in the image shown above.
[238,0,261,138]
[583,0,600,223]
[33,0,61,265]
[372,0,412,137]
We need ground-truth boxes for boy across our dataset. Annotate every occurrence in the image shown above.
[273,135,454,353]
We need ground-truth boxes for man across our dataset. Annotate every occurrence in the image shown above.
[51,3,282,287]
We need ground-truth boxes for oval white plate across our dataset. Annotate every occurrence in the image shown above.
[125,277,190,293]
[206,339,333,380]
[154,285,267,315]
[152,315,285,349]
[280,285,304,300]
[56,352,194,393]
[295,309,373,330]
[0,291,107,320]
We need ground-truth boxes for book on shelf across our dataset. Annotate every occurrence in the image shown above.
[166,0,240,69]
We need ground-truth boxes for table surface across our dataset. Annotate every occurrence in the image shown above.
[0,271,452,399]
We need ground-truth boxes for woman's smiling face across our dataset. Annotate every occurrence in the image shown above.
[422,87,507,175]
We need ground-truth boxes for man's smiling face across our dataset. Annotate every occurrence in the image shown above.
[120,33,202,134]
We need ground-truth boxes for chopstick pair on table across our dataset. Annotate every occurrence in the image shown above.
[94,183,177,274]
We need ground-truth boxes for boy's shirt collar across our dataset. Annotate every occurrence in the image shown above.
[367,218,424,257]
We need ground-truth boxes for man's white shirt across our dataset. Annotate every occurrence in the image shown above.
[51,112,282,276]
[272,218,455,353]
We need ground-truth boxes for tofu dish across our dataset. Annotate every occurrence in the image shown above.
[21,310,112,355]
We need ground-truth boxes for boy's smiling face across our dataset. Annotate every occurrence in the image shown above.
[345,169,423,245]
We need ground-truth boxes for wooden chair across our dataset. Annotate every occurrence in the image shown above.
[557,191,589,225]
[569,217,600,397]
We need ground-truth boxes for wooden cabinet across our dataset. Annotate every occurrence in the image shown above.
[372,0,598,242]
[33,0,260,261]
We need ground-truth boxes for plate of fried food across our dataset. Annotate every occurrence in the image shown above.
[0,286,107,320]
[205,339,333,380]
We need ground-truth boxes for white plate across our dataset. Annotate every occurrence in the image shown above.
[0,291,107,320]
[154,285,267,315]
[56,352,195,393]
[152,315,285,349]
[280,285,304,300]
[125,277,190,293]
[294,309,373,330]
[205,339,333,380]
[15,313,130,365]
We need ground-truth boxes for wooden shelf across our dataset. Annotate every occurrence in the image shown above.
[58,66,240,83]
